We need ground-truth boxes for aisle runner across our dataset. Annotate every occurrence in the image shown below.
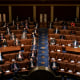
[37,28,49,67]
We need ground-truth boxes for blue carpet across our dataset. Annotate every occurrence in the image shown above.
[37,28,49,67]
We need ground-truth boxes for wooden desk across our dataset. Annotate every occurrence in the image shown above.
[0,46,21,53]
[66,46,80,53]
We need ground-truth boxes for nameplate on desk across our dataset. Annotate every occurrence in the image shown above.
[21,44,24,47]
[60,69,64,71]
[62,45,65,47]
[57,50,60,52]
[51,50,54,52]
[58,59,62,61]
[68,44,71,46]
[76,72,80,75]
[22,67,26,70]
[5,70,10,73]
[68,70,72,72]
[74,47,78,48]
[77,61,80,63]
[51,58,55,60]
[70,60,74,63]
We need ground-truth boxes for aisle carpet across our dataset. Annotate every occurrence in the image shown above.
[37,28,49,67]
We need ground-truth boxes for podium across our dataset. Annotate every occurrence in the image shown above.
[28,66,56,80]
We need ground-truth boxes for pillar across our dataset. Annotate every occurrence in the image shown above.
[9,5,12,23]
[76,6,79,19]
[51,5,54,22]
[33,5,36,22]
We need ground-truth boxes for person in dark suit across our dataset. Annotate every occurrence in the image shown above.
[21,32,27,39]
[20,21,25,26]
[14,38,20,46]
[16,51,24,61]
[15,23,20,30]
[0,51,4,64]
[54,27,60,34]
[28,58,35,70]
[60,35,65,39]
[11,60,20,73]
[33,29,37,34]
[5,27,11,35]
[0,66,4,77]
[70,30,76,35]
[54,17,58,22]
[35,23,39,29]
[71,21,75,27]
[16,16,19,22]
[23,28,29,33]
[50,37,56,45]
[24,23,29,29]
[62,25,68,29]
[10,32,16,40]
[30,50,37,59]
[2,39,7,47]
[49,22,53,29]
[31,32,36,38]
[61,21,67,26]
[50,58,58,74]
[0,33,5,41]
[73,40,79,48]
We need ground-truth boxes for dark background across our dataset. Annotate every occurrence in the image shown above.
[0,0,79,22]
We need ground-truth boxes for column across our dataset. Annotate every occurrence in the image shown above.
[76,6,79,19]
[33,5,36,22]
[51,5,54,22]
[9,5,12,23]
[3,13,6,22]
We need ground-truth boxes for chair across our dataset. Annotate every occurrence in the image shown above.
[63,53,71,63]
[55,46,62,53]
[1,64,13,76]
[65,35,71,40]
[56,53,64,63]
[58,62,67,73]
[66,63,75,75]
[74,65,80,77]
[69,54,77,64]
[49,45,56,52]
[24,45,32,52]
[71,35,77,40]
[7,40,14,46]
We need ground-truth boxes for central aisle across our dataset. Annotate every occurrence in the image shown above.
[37,28,49,67]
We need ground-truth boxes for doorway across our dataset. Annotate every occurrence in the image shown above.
[36,6,50,28]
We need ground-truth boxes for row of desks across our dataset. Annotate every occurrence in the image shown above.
[0,45,80,53]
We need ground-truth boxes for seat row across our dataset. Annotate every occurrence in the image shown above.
[48,34,80,41]
[0,61,29,76]
[0,25,35,31]
[3,52,30,65]
[48,29,80,36]
[58,62,80,77]
[0,29,35,34]
[4,34,38,40]
[50,52,80,64]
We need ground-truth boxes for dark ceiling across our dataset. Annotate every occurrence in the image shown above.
[0,0,80,4]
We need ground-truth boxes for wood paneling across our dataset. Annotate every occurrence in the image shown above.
[54,6,76,21]
[0,6,9,22]
[12,6,33,21]
[36,6,50,22]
